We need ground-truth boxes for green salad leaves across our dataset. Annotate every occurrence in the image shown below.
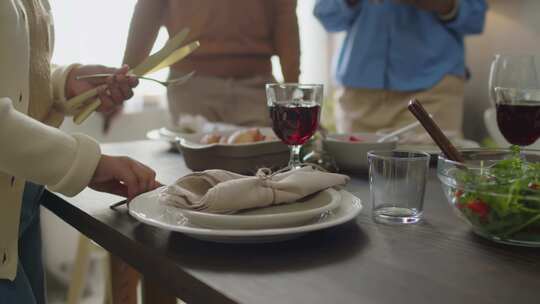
[454,146,540,241]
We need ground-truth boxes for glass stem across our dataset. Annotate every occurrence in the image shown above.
[289,145,302,169]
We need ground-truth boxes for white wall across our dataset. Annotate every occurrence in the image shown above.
[464,0,540,141]
[297,0,332,89]
[50,0,169,108]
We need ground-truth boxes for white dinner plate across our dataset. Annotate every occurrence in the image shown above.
[130,188,341,230]
[129,190,362,243]
[146,127,199,143]
[147,121,243,143]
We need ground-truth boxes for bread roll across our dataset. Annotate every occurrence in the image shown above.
[227,128,265,144]
[219,136,228,144]
[200,133,222,144]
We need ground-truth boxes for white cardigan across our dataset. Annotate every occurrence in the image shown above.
[0,0,101,280]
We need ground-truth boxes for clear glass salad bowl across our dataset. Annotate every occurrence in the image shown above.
[437,148,540,247]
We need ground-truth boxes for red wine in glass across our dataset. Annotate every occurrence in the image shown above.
[269,102,320,146]
[496,103,540,146]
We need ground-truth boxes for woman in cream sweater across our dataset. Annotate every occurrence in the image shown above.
[0,1,160,303]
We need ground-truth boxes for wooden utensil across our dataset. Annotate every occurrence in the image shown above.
[407,99,465,163]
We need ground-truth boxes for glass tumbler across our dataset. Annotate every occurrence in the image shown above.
[368,150,430,224]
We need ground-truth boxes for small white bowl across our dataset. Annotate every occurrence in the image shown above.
[323,133,398,173]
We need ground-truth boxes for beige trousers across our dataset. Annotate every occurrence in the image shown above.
[167,71,273,127]
[334,75,465,135]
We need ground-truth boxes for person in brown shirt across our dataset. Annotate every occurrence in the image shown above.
[123,0,301,127]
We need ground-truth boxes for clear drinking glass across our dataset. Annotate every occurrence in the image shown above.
[489,54,539,103]
[489,54,540,146]
[266,83,323,169]
[368,150,430,224]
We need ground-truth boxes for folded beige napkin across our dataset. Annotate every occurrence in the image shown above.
[159,167,349,214]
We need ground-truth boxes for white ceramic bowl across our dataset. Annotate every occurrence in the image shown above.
[176,188,341,229]
[323,133,398,173]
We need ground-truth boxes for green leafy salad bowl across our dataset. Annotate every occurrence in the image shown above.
[437,147,540,247]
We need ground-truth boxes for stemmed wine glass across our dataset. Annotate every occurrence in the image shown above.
[266,83,323,169]
[489,54,540,146]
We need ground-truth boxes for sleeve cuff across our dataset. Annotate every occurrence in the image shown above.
[439,0,460,22]
[51,63,82,104]
[48,133,101,197]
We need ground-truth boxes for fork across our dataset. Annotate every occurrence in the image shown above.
[76,70,195,88]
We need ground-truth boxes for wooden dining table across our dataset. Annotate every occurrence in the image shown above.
[42,140,540,304]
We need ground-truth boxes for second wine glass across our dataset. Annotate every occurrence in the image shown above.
[489,54,540,146]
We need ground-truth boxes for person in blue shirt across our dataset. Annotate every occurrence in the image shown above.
[314,0,487,136]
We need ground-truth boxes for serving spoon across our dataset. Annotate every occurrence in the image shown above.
[408,99,465,163]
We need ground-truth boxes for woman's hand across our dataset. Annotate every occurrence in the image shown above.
[89,155,161,200]
[66,64,139,114]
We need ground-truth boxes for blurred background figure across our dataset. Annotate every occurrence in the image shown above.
[314,0,488,136]
[123,0,301,127]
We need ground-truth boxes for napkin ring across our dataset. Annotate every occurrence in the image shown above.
[255,164,329,180]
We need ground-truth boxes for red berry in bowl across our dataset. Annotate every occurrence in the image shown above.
[348,135,362,142]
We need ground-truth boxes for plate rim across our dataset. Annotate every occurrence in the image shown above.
[129,190,362,237]
[146,128,189,142]
[146,129,167,141]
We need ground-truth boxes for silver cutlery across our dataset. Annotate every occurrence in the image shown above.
[76,71,195,88]
[109,200,127,210]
